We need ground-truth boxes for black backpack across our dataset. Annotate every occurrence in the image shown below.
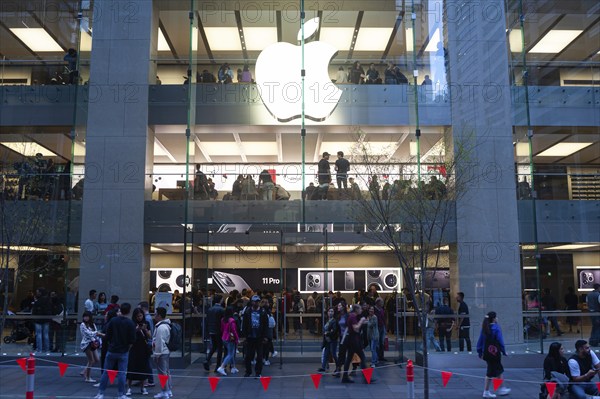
[158,321,182,352]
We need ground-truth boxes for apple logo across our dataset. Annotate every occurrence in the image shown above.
[255,17,342,122]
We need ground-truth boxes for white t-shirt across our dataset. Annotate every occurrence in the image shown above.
[568,351,600,377]
[84,298,95,313]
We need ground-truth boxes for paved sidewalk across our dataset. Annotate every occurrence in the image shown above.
[0,357,544,399]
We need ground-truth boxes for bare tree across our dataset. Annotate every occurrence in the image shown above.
[345,128,477,399]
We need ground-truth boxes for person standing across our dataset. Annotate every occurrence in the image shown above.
[63,48,78,84]
[476,311,510,398]
[241,295,268,377]
[85,290,98,314]
[374,298,387,361]
[317,152,331,200]
[80,311,101,383]
[456,292,472,352]
[126,308,152,395]
[32,287,52,353]
[367,306,379,367]
[152,307,172,399]
[94,303,136,399]
[435,298,454,352]
[203,295,224,372]
[319,307,339,372]
[217,306,239,376]
[334,151,350,192]
[586,284,600,346]
[258,170,275,201]
[564,286,580,333]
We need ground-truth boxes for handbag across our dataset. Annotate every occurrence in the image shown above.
[90,340,100,350]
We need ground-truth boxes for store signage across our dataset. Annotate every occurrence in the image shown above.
[255,18,342,122]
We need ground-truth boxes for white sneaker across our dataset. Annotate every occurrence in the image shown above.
[231,367,239,374]
[251,360,256,365]
[263,360,271,366]
[154,393,167,399]
[126,388,132,396]
[216,367,227,376]
[483,391,496,398]
[167,390,173,398]
[93,383,100,388]
[496,387,511,396]
[141,388,149,395]
[272,351,278,357]
[94,394,104,399]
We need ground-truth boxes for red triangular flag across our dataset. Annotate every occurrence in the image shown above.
[58,362,69,377]
[208,377,220,392]
[362,368,374,384]
[310,373,322,389]
[441,371,452,387]
[158,374,169,389]
[546,382,556,398]
[107,369,118,384]
[492,378,504,391]
[260,376,272,391]
[596,382,600,393]
[16,358,27,372]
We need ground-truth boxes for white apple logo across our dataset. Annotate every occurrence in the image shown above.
[255,17,342,122]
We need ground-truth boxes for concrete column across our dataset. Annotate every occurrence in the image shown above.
[79,1,157,308]
[446,0,523,344]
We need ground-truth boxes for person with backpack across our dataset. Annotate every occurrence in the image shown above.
[261,298,276,366]
[153,307,172,399]
[477,311,510,398]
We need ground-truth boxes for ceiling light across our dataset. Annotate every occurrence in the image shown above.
[10,28,63,52]
[409,141,418,156]
[521,244,537,250]
[433,245,450,251]
[515,142,529,157]
[355,28,393,51]
[405,27,414,52]
[545,244,598,250]
[205,27,242,51]
[529,30,582,53]
[321,245,359,252]
[239,245,279,252]
[360,245,391,252]
[319,27,354,51]
[0,246,48,252]
[158,28,170,51]
[198,245,240,252]
[1,142,57,157]
[150,246,166,253]
[537,142,592,157]
[523,266,537,270]
[73,141,86,157]
[80,30,93,52]
[243,27,277,51]
[424,28,442,52]
[508,29,523,53]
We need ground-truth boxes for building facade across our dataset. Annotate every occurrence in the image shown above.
[0,0,598,357]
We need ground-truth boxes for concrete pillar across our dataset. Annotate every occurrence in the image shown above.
[79,0,157,308]
[446,0,523,344]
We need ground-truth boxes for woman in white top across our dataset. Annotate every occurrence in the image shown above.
[80,310,102,382]
[336,66,348,83]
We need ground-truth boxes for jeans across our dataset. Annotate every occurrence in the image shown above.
[342,339,369,380]
[569,381,599,399]
[370,339,378,365]
[321,340,338,369]
[222,341,236,368]
[426,327,441,351]
[336,176,347,190]
[438,324,452,351]
[34,322,50,352]
[155,354,171,393]
[98,351,129,396]
[261,182,274,200]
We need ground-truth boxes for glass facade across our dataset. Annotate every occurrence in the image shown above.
[0,0,598,363]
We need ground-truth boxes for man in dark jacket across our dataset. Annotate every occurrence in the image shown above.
[32,287,52,352]
[241,295,268,377]
[203,295,224,371]
[94,303,136,399]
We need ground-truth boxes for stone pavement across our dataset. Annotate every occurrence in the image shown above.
[0,356,546,399]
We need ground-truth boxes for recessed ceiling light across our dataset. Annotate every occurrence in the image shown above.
[321,245,359,252]
[242,27,278,51]
[10,28,63,52]
[521,244,537,250]
[158,28,170,51]
[205,27,242,51]
[508,29,523,53]
[319,27,354,51]
[545,244,598,250]
[529,30,582,53]
[537,142,592,157]
[360,245,391,252]
[355,28,393,51]
[1,142,57,157]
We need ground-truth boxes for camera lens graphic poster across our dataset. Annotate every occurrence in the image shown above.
[298,268,401,294]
